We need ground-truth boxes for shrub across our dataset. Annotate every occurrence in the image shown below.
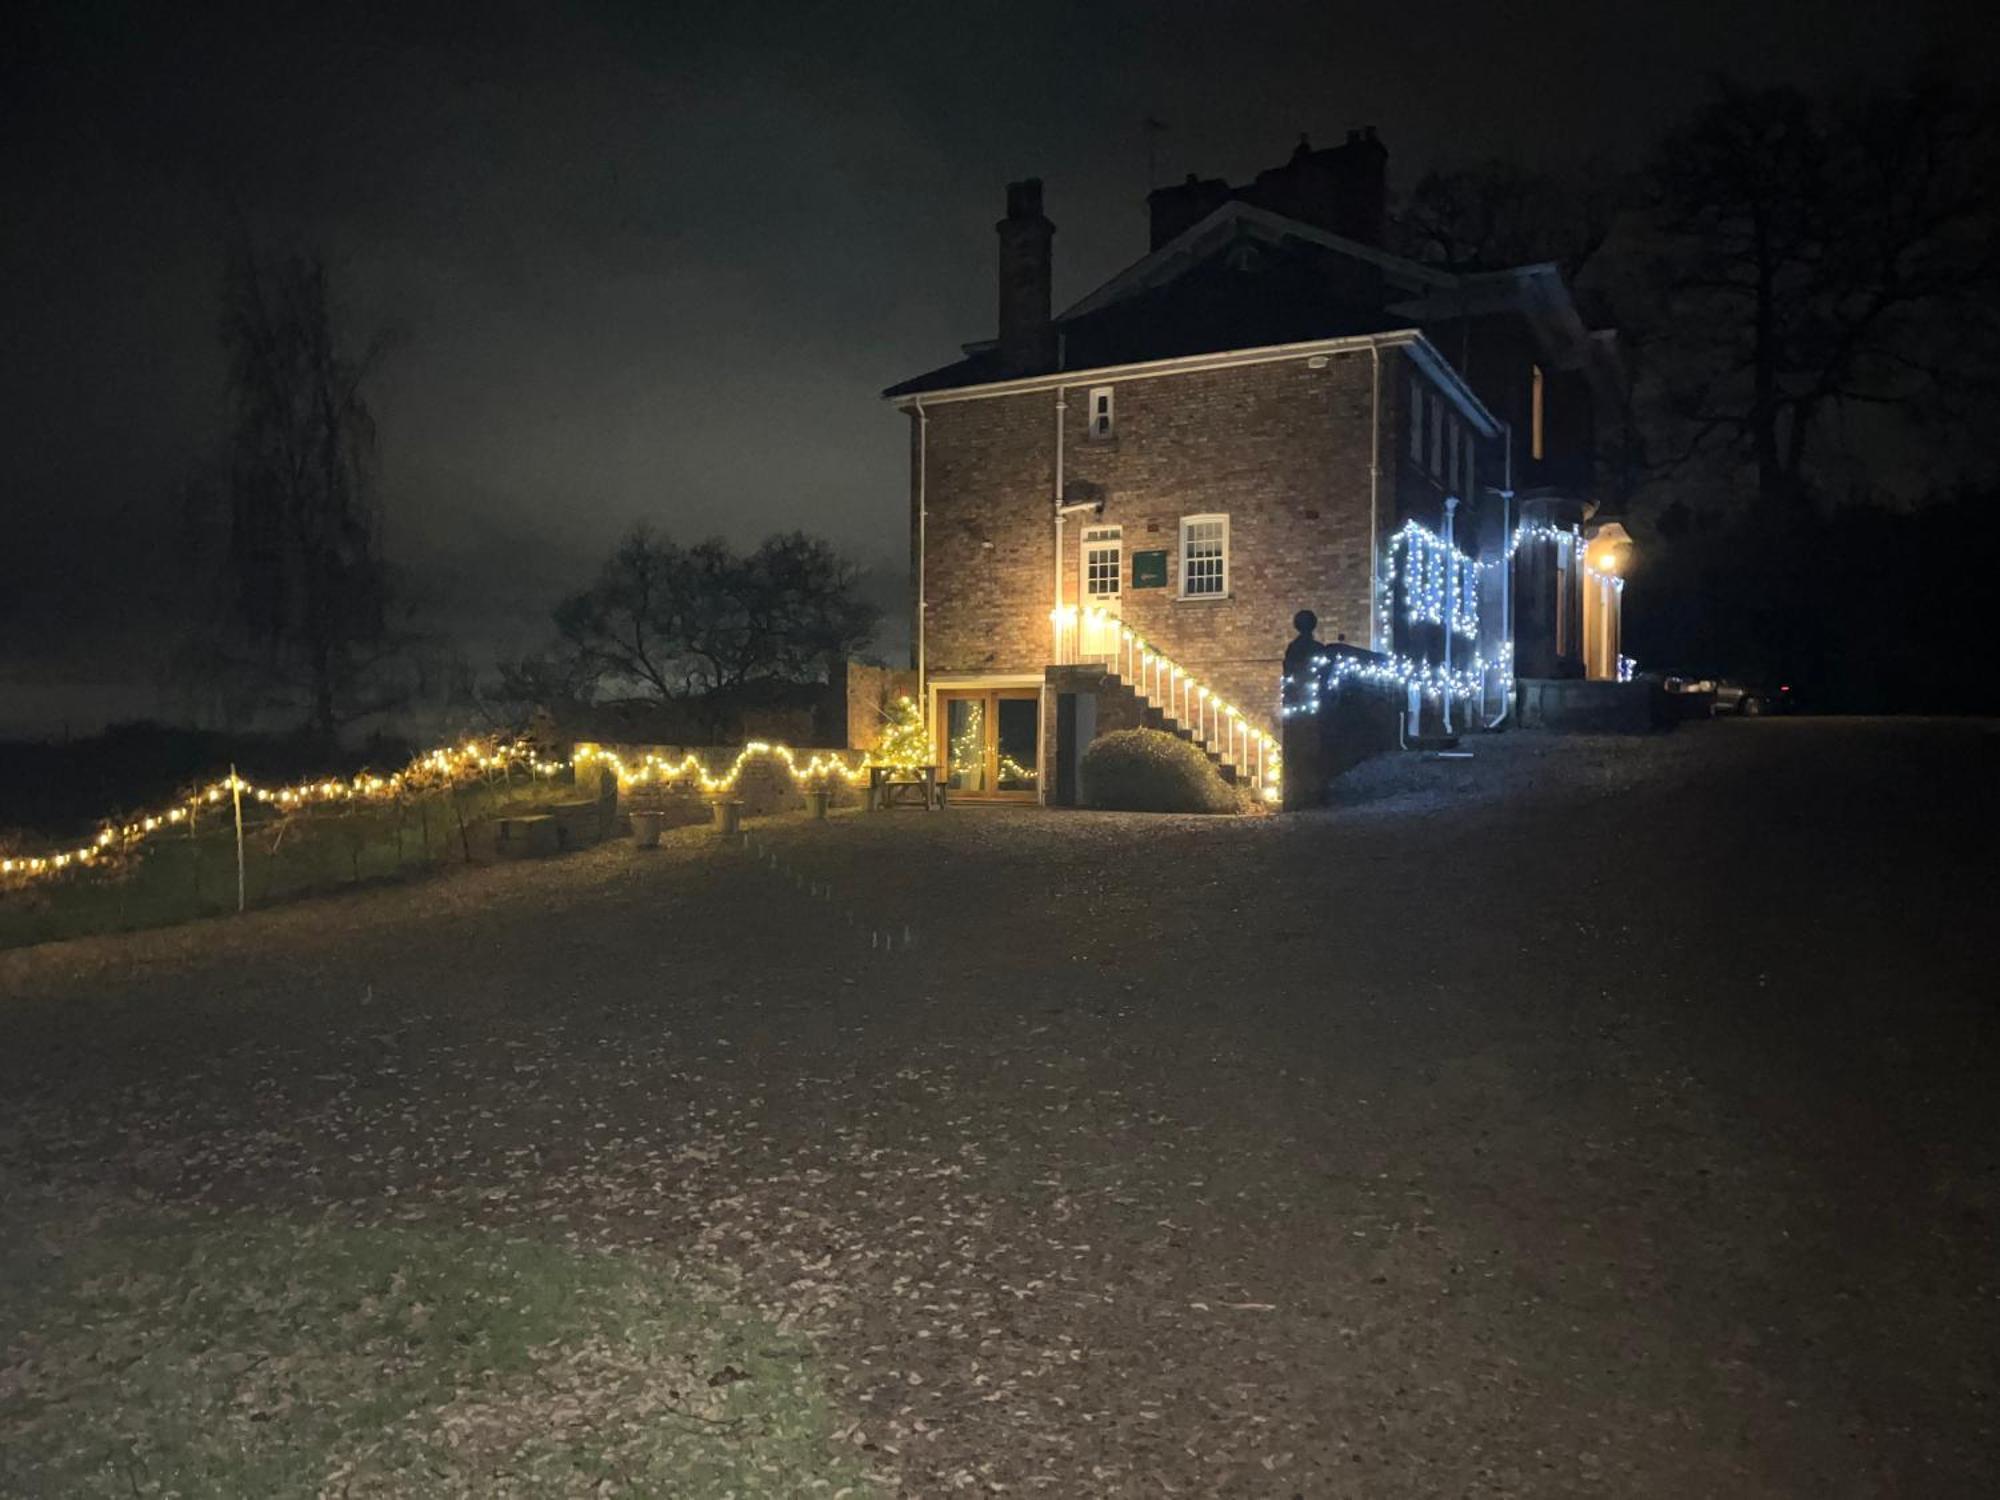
[1081,728,1240,814]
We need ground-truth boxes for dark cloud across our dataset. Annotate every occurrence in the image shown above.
[3,0,1986,727]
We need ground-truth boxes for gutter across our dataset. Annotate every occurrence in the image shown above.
[1368,343,1381,651]
[914,398,928,701]
[889,331,1480,414]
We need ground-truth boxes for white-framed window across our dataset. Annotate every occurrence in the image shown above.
[1087,385,1115,440]
[1179,513,1228,598]
[1082,524,1122,603]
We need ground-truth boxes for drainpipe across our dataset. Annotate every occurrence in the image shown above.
[1486,421,1515,730]
[1051,386,1068,662]
[1368,343,1382,651]
[915,399,928,702]
[1443,494,1461,726]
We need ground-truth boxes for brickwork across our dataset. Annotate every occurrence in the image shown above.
[914,349,1384,744]
[595,745,871,825]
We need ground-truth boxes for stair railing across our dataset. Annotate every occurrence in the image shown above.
[1052,604,1281,804]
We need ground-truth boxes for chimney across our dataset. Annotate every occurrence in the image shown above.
[1240,127,1389,246]
[1333,126,1388,246]
[996,179,1055,375]
[1146,172,1233,251]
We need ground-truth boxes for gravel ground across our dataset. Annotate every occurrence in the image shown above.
[3,718,1995,1496]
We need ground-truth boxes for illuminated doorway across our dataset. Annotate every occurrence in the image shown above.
[937,688,1040,801]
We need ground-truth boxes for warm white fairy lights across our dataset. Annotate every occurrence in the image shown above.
[575,742,871,795]
[0,739,560,886]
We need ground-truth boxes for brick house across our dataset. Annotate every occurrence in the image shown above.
[886,133,1626,804]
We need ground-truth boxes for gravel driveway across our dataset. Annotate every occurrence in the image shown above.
[4,719,1995,1496]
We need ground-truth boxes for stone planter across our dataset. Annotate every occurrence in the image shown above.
[710,799,745,836]
[628,810,664,848]
[807,787,832,820]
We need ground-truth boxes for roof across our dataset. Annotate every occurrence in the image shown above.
[885,196,1608,403]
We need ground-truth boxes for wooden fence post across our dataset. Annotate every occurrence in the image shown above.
[230,764,246,913]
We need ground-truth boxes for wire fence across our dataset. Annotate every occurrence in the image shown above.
[0,741,564,949]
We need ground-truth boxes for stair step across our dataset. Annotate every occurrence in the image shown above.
[1098,671,1242,783]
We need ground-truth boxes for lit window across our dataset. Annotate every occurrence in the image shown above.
[1531,363,1545,461]
[1088,385,1115,440]
[1180,514,1228,598]
[1082,525,1121,601]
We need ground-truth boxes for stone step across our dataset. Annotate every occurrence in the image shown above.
[1098,672,1241,785]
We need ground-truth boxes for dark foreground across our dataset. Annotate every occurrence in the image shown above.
[3,720,1995,1495]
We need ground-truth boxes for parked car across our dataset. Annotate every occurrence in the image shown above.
[1660,675,1794,718]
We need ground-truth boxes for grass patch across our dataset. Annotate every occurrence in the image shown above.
[0,778,555,950]
[0,1213,880,1497]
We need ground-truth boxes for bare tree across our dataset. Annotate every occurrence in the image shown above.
[218,237,395,747]
[1394,159,1624,280]
[551,525,879,733]
[1633,73,1998,518]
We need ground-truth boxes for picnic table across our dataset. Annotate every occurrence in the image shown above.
[868,764,945,811]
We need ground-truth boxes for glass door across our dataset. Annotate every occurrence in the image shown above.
[937,690,1039,801]
[1079,525,1122,661]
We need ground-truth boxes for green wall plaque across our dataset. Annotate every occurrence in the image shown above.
[1131,549,1168,589]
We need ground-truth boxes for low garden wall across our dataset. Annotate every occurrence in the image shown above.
[586,744,873,830]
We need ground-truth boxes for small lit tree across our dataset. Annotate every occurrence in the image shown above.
[870,696,931,768]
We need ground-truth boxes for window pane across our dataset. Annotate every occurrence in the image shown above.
[1182,517,1226,597]
[996,699,1038,792]
[944,698,987,794]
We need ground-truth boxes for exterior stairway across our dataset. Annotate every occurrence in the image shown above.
[1051,605,1283,803]
[1046,664,1242,785]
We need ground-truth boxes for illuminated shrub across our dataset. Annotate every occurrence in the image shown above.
[1081,728,1239,814]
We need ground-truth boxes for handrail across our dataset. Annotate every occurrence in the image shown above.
[1051,604,1281,804]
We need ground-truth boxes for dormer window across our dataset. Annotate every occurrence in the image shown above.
[1087,386,1115,440]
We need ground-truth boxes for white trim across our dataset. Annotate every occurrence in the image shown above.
[1178,513,1229,600]
[1087,385,1115,440]
[890,329,1501,439]
[1058,199,1456,322]
[1081,524,1123,614]
[897,333,1403,404]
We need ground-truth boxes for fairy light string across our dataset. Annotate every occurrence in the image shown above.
[0,739,563,883]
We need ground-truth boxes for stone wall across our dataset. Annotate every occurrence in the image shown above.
[1515,678,1661,733]
[832,662,921,752]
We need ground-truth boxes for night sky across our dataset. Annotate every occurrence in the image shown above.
[3,0,1986,731]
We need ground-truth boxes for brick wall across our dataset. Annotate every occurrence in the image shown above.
[913,349,1383,738]
[594,745,872,824]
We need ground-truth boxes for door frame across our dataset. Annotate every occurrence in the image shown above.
[1080,524,1123,620]
[927,674,1045,803]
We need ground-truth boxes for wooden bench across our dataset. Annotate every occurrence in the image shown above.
[495,814,559,859]
[868,765,944,811]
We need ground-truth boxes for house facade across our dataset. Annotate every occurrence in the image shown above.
[887,135,1627,804]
